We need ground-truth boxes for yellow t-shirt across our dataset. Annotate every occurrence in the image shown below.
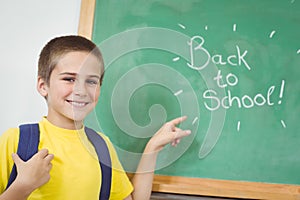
[0,118,133,200]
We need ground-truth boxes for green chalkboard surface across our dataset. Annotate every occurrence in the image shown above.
[85,0,300,187]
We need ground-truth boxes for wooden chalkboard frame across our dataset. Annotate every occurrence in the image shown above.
[78,0,300,199]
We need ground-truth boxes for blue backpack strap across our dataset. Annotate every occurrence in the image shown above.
[6,123,40,190]
[85,127,112,200]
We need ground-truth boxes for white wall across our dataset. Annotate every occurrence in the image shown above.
[0,0,82,134]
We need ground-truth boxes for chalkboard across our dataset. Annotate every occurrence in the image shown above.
[79,0,300,199]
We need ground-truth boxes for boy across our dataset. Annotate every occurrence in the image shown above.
[0,35,191,200]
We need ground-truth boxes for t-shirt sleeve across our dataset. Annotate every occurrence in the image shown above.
[100,134,134,200]
[0,128,19,193]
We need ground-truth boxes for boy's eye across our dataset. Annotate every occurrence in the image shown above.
[62,77,75,82]
[86,79,99,85]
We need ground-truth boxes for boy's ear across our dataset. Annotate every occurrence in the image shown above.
[37,76,48,97]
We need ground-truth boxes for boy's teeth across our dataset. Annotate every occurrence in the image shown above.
[70,101,85,107]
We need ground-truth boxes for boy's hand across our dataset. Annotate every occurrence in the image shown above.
[12,149,54,193]
[146,116,191,153]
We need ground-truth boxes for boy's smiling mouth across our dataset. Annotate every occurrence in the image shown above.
[66,100,89,108]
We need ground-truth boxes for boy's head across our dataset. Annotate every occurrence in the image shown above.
[38,35,104,86]
[37,35,105,128]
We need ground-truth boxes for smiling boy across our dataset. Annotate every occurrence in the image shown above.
[0,35,191,200]
[39,50,101,129]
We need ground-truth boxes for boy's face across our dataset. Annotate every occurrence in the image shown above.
[38,51,102,129]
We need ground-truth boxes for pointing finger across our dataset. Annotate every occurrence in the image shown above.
[168,116,188,126]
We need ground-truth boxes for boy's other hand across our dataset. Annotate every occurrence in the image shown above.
[12,149,54,193]
[146,116,191,153]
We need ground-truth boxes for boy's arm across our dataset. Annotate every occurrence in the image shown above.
[0,149,54,200]
[0,180,34,200]
[129,116,191,200]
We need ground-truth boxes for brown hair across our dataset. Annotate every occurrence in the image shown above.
[38,35,104,85]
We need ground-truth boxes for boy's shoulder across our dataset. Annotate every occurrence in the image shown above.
[96,131,110,141]
[0,127,19,145]
[90,130,118,154]
[89,129,114,150]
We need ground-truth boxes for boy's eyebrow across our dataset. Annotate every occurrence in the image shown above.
[59,72,77,76]
[88,75,101,79]
[59,72,100,79]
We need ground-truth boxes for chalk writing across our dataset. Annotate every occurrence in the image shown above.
[237,121,241,131]
[178,23,186,29]
[281,120,286,128]
[203,85,276,111]
[278,80,285,104]
[213,70,238,88]
[269,30,276,38]
[187,37,251,70]
[173,56,180,62]
[192,117,198,125]
[174,89,183,96]
[185,34,285,112]
[187,35,210,70]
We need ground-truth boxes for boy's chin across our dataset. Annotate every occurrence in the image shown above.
[71,110,92,120]
[70,114,87,124]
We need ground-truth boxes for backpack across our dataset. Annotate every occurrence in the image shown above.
[6,123,112,200]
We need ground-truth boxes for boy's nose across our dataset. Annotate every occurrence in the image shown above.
[73,81,87,96]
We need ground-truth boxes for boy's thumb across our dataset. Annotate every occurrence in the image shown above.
[12,153,23,166]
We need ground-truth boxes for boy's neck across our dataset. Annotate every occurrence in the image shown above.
[46,116,83,130]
